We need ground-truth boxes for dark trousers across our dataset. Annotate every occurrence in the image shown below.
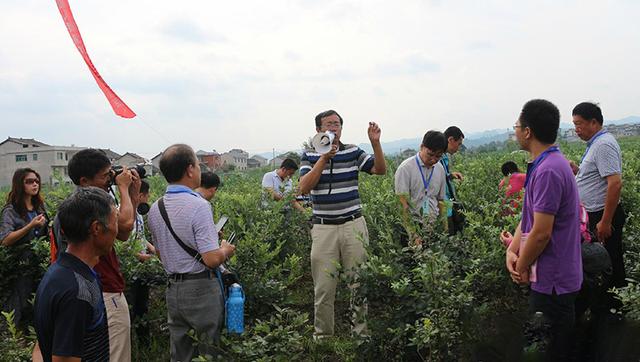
[129,280,150,344]
[588,204,626,306]
[166,277,224,362]
[529,290,578,361]
[4,274,35,329]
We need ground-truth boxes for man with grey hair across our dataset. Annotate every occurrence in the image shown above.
[148,144,236,361]
[34,187,118,362]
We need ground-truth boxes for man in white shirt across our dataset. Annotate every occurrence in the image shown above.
[394,131,448,246]
[262,158,303,211]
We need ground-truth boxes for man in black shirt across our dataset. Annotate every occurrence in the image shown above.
[34,187,118,362]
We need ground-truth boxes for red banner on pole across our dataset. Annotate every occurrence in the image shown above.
[56,0,136,118]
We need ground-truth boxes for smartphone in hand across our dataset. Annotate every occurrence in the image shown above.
[216,216,228,231]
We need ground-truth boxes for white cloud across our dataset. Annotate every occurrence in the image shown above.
[1,0,639,158]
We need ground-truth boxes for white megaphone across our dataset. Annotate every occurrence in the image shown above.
[311,131,335,154]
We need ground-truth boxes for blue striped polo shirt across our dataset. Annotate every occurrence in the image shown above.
[300,143,375,219]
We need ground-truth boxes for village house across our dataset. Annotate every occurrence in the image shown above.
[247,155,268,169]
[0,137,86,187]
[221,149,249,171]
[196,150,223,170]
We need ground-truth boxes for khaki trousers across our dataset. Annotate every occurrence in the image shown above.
[310,216,369,337]
[104,292,132,362]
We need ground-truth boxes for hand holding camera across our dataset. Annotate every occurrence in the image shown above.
[111,164,146,187]
[128,169,142,202]
[114,167,134,189]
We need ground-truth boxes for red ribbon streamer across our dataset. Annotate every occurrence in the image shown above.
[56,0,136,118]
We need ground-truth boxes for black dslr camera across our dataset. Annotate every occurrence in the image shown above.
[111,164,147,181]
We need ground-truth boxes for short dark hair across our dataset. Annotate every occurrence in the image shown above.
[421,131,447,152]
[139,179,150,194]
[200,171,221,189]
[519,99,560,144]
[572,102,603,125]
[58,187,115,243]
[280,158,298,171]
[159,144,197,183]
[315,110,343,128]
[68,149,111,185]
[501,161,520,176]
[444,126,464,141]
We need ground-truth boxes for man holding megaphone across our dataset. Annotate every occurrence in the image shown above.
[299,109,386,339]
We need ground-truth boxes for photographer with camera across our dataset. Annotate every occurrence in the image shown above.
[148,144,235,361]
[52,148,140,362]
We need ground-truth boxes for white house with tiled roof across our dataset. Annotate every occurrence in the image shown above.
[0,137,85,187]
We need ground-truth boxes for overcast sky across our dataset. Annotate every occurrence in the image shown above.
[1,0,639,158]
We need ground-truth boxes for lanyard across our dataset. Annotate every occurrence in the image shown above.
[524,146,560,189]
[440,154,450,176]
[415,155,435,192]
[165,185,202,198]
[580,130,608,163]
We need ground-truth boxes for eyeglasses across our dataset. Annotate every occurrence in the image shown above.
[322,121,342,128]
[513,124,526,130]
[25,178,40,185]
[425,149,443,159]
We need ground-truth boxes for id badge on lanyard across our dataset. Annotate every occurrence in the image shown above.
[422,191,430,216]
[415,155,435,216]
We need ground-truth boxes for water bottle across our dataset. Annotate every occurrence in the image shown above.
[226,283,244,334]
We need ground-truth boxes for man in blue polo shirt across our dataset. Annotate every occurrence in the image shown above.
[505,99,582,360]
[34,187,117,362]
[299,109,386,338]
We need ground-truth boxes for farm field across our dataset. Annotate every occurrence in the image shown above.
[1,137,639,361]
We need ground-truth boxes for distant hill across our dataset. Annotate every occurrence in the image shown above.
[358,129,513,154]
[608,115,640,125]
[257,116,640,156]
[361,115,640,153]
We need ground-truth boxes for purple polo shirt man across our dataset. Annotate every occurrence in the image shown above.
[520,151,583,295]
[505,99,582,360]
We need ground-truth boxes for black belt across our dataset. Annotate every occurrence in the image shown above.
[168,269,214,282]
[312,212,362,225]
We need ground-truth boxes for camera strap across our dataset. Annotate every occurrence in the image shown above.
[108,186,120,206]
[158,196,227,300]
[158,197,206,267]
[444,174,458,202]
